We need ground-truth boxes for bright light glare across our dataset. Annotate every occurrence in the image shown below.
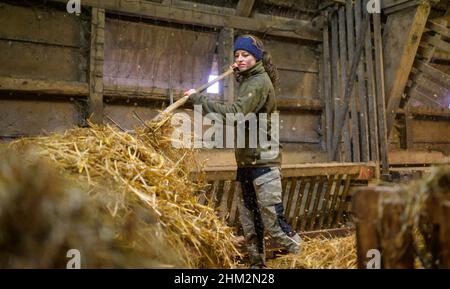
[207,75,219,94]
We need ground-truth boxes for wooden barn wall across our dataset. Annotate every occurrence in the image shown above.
[0,96,81,138]
[0,3,88,81]
[104,18,216,90]
[389,117,450,155]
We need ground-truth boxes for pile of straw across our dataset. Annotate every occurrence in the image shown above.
[10,117,240,268]
[0,147,184,268]
[267,234,357,269]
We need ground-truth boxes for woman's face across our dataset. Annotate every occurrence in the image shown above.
[234,50,256,71]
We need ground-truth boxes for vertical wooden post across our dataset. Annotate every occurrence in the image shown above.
[373,13,390,175]
[89,8,105,124]
[353,187,383,269]
[383,3,431,138]
[355,0,370,162]
[337,6,352,162]
[330,10,340,161]
[364,13,379,163]
[218,27,235,104]
[405,105,413,149]
[346,0,361,162]
[322,10,333,161]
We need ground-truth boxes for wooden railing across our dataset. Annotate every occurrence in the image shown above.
[193,163,376,232]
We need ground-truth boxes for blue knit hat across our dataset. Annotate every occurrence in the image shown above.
[234,36,263,61]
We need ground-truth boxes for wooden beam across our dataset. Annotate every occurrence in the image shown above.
[50,0,321,42]
[397,106,450,118]
[355,0,370,162]
[218,27,235,104]
[407,84,445,108]
[330,10,340,161]
[337,6,352,162]
[277,98,323,111]
[383,0,423,15]
[196,162,371,181]
[346,0,361,162]
[373,12,390,175]
[411,70,450,99]
[235,0,255,17]
[414,59,450,88]
[383,2,431,138]
[405,106,414,149]
[365,10,380,163]
[88,8,105,124]
[427,20,450,39]
[389,150,450,165]
[0,76,88,95]
[322,10,333,161]
[422,34,450,53]
[259,0,318,13]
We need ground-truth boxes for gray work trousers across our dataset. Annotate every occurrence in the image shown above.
[236,167,301,267]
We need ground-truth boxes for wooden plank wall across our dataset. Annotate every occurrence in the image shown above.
[322,0,389,170]
[0,1,324,154]
[197,164,363,231]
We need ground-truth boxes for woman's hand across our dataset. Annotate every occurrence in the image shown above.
[230,63,239,71]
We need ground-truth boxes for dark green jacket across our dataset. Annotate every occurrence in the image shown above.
[189,61,282,168]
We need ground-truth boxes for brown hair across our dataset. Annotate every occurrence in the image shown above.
[235,34,279,87]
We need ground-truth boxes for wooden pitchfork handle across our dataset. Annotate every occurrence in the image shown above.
[151,68,235,122]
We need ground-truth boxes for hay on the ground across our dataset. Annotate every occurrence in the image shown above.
[10,117,240,268]
[0,147,184,268]
[266,234,357,269]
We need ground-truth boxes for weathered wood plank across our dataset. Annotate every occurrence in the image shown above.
[333,174,352,227]
[285,178,298,223]
[277,98,323,111]
[0,76,88,95]
[317,175,335,229]
[355,0,370,162]
[299,176,317,231]
[411,71,449,99]
[0,40,86,82]
[291,177,308,229]
[365,14,379,162]
[331,6,369,162]
[235,0,255,17]
[89,8,105,124]
[0,2,86,47]
[325,174,344,228]
[337,6,352,162]
[426,20,450,39]
[346,0,361,163]
[307,175,326,231]
[322,10,333,161]
[383,2,431,138]
[407,84,443,108]
[218,27,235,104]
[330,10,340,160]
[422,34,450,53]
[373,13,389,175]
[50,0,321,42]
[414,59,450,89]
[198,163,372,181]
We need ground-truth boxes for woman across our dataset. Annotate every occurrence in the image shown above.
[185,35,301,268]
